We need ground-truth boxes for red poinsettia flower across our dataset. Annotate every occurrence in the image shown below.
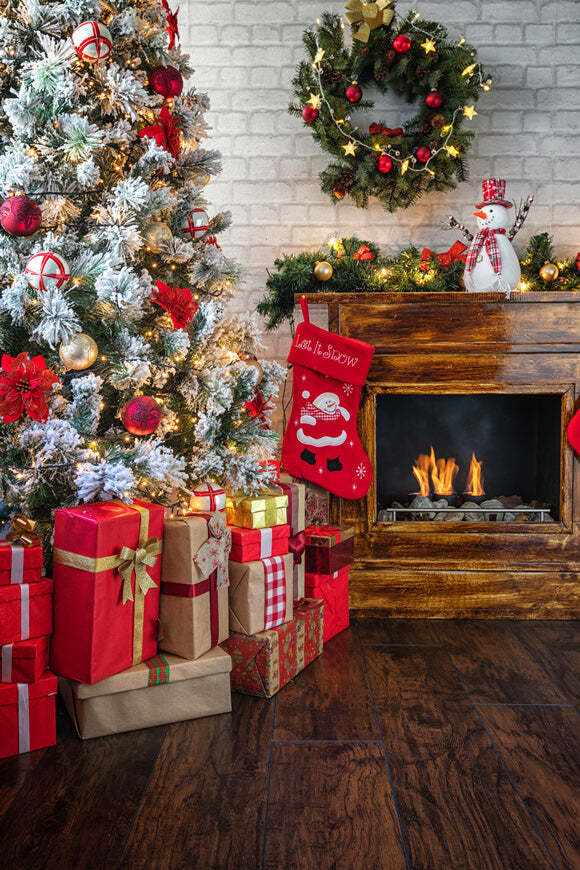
[244,391,273,429]
[153,280,198,329]
[159,0,180,49]
[138,105,181,159]
[353,244,375,262]
[0,353,60,423]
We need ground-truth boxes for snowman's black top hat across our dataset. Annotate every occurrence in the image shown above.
[476,177,512,208]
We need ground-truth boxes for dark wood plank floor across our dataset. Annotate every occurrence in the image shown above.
[1,620,579,870]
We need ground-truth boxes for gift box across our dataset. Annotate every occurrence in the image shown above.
[50,499,163,685]
[304,525,355,575]
[305,566,350,643]
[228,552,293,635]
[1,636,49,683]
[229,524,290,563]
[279,474,307,600]
[0,579,53,646]
[0,540,43,586]
[0,670,57,759]
[160,512,230,660]
[58,647,232,739]
[221,598,323,698]
[226,491,288,530]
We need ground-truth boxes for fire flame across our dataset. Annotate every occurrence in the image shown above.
[412,447,459,496]
[464,452,485,496]
[412,452,431,496]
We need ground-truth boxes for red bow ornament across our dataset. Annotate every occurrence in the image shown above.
[419,240,468,272]
[369,122,404,139]
[353,244,375,262]
[138,105,181,159]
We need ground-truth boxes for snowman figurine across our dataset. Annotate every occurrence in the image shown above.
[297,390,350,472]
[463,177,521,293]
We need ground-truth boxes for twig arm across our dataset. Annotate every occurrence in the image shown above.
[441,214,474,243]
[508,195,534,241]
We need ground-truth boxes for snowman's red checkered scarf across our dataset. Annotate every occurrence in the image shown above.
[300,400,344,424]
[465,227,506,274]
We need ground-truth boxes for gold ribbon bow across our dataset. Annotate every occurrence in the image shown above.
[5,515,40,547]
[345,0,395,42]
[117,536,162,604]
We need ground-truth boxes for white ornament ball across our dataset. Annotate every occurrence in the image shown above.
[189,481,226,513]
[25,251,70,292]
[72,21,113,63]
[181,207,209,241]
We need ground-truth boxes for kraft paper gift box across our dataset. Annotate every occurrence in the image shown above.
[58,647,232,739]
[1,636,49,683]
[304,525,355,575]
[160,512,230,660]
[0,670,57,759]
[50,499,163,685]
[278,474,307,600]
[221,598,323,698]
[229,524,290,563]
[0,579,53,646]
[226,491,288,530]
[228,551,293,635]
[0,540,43,586]
[305,567,350,643]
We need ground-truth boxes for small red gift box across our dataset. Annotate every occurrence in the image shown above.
[0,579,53,646]
[304,567,350,643]
[1,636,49,683]
[0,541,43,585]
[0,670,57,759]
[221,598,323,698]
[304,525,355,575]
[229,524,290,563]
[50,499,163,685]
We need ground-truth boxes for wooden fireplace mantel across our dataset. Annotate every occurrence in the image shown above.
[297,291,580,618]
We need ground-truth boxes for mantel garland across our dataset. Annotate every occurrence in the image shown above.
[290,6,491,212]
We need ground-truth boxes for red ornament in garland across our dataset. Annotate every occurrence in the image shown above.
[415,146,432,163]
[149,65,183,98]
[426,90,443,109]
[0,196,42,237]
[302,105,319,123]
[345,83,362,103]
[376,154,393,174]
[152,280,198,329]
[393,34,411,53]
[121,396,163,436]
[0,353,60,422]
[138,104,181,159]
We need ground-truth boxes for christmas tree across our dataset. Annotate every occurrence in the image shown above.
[0,0,284,531]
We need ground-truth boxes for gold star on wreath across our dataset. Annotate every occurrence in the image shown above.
[313,48,325,64]
[446,145,460,157]
[342,141,357,156]
[463,105,477,120]
[307,93,322,110]
[421,39,436,54]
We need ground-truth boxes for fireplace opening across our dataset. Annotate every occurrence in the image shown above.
[376,393,562,523]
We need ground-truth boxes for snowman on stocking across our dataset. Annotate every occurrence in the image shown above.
[282,297,375,499]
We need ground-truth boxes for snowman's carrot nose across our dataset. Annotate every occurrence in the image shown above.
[473,210,487,219]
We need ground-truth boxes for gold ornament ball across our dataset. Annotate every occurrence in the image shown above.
[539,261,559,281]
[191,170,211,186]
[142,222,172,253]
[244,359,263,384]
[314,261,333,281]
[59,333,99,370]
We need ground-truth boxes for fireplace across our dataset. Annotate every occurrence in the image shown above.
[301,291,580,618]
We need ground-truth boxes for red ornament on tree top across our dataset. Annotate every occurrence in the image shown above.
[0,353,60,422]
[120,396,163,436]
[138,104,181,159]
[148,65,183,98]
[152,280,198,329]
[0,196,42,237]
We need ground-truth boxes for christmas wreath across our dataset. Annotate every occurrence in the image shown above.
[290,4,491,212]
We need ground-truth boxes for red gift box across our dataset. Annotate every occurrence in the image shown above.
[1,636,49,683]
[0,579,53,646]
[50,499,163,685]
[0,670,57,759]
[0,541,43,585]
[304,566,350,643]
[229,524,290,563]
[304,525,355,574]
[221,598,323,698]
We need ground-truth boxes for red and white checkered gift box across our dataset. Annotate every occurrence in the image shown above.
[228,552,293,635]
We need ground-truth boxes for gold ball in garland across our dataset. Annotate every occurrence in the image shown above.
[142,222,172,252]
[314,261,333,282]
[59,333,98,370]
[539,261,559,281]
[238,352,263,384]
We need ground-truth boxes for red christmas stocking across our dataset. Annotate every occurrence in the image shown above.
[282,297,375,499]
[567,409,580,453]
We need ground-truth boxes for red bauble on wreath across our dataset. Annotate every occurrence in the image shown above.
[415,146,432,163]
[392,34,411,53]
[121,396,163,435]
[426,90,443,109]
[302,105,319,123]
[377,154,393,174]
[149,65,183,98]
[0,196,42,236]
[345,83,362,103]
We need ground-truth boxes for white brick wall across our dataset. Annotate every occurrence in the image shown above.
[181,0,580,434]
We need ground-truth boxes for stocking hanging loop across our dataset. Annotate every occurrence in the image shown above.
[299,295,310,322]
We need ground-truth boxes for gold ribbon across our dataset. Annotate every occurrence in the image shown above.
[344,0,394,42]
[5,515,40,547]
[53,501,162,666]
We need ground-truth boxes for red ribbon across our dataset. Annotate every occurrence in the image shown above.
[419,240,468,271]
[159,571,218,645]
[288,530,307,565]
[208,569,219,647]
[353,244,374,262]
[369,123,404,139]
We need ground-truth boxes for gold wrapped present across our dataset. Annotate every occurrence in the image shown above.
[227,491,288,529]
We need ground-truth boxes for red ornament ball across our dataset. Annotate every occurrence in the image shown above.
[345,83,362,103]
[120,396,163,436]
[377,154,393,174]
[425,90,443,109]
[149,65,183,98]
[302,105,319,123]
[393,34,411,53]
[0,196,42,237]
[415,146,432,163]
